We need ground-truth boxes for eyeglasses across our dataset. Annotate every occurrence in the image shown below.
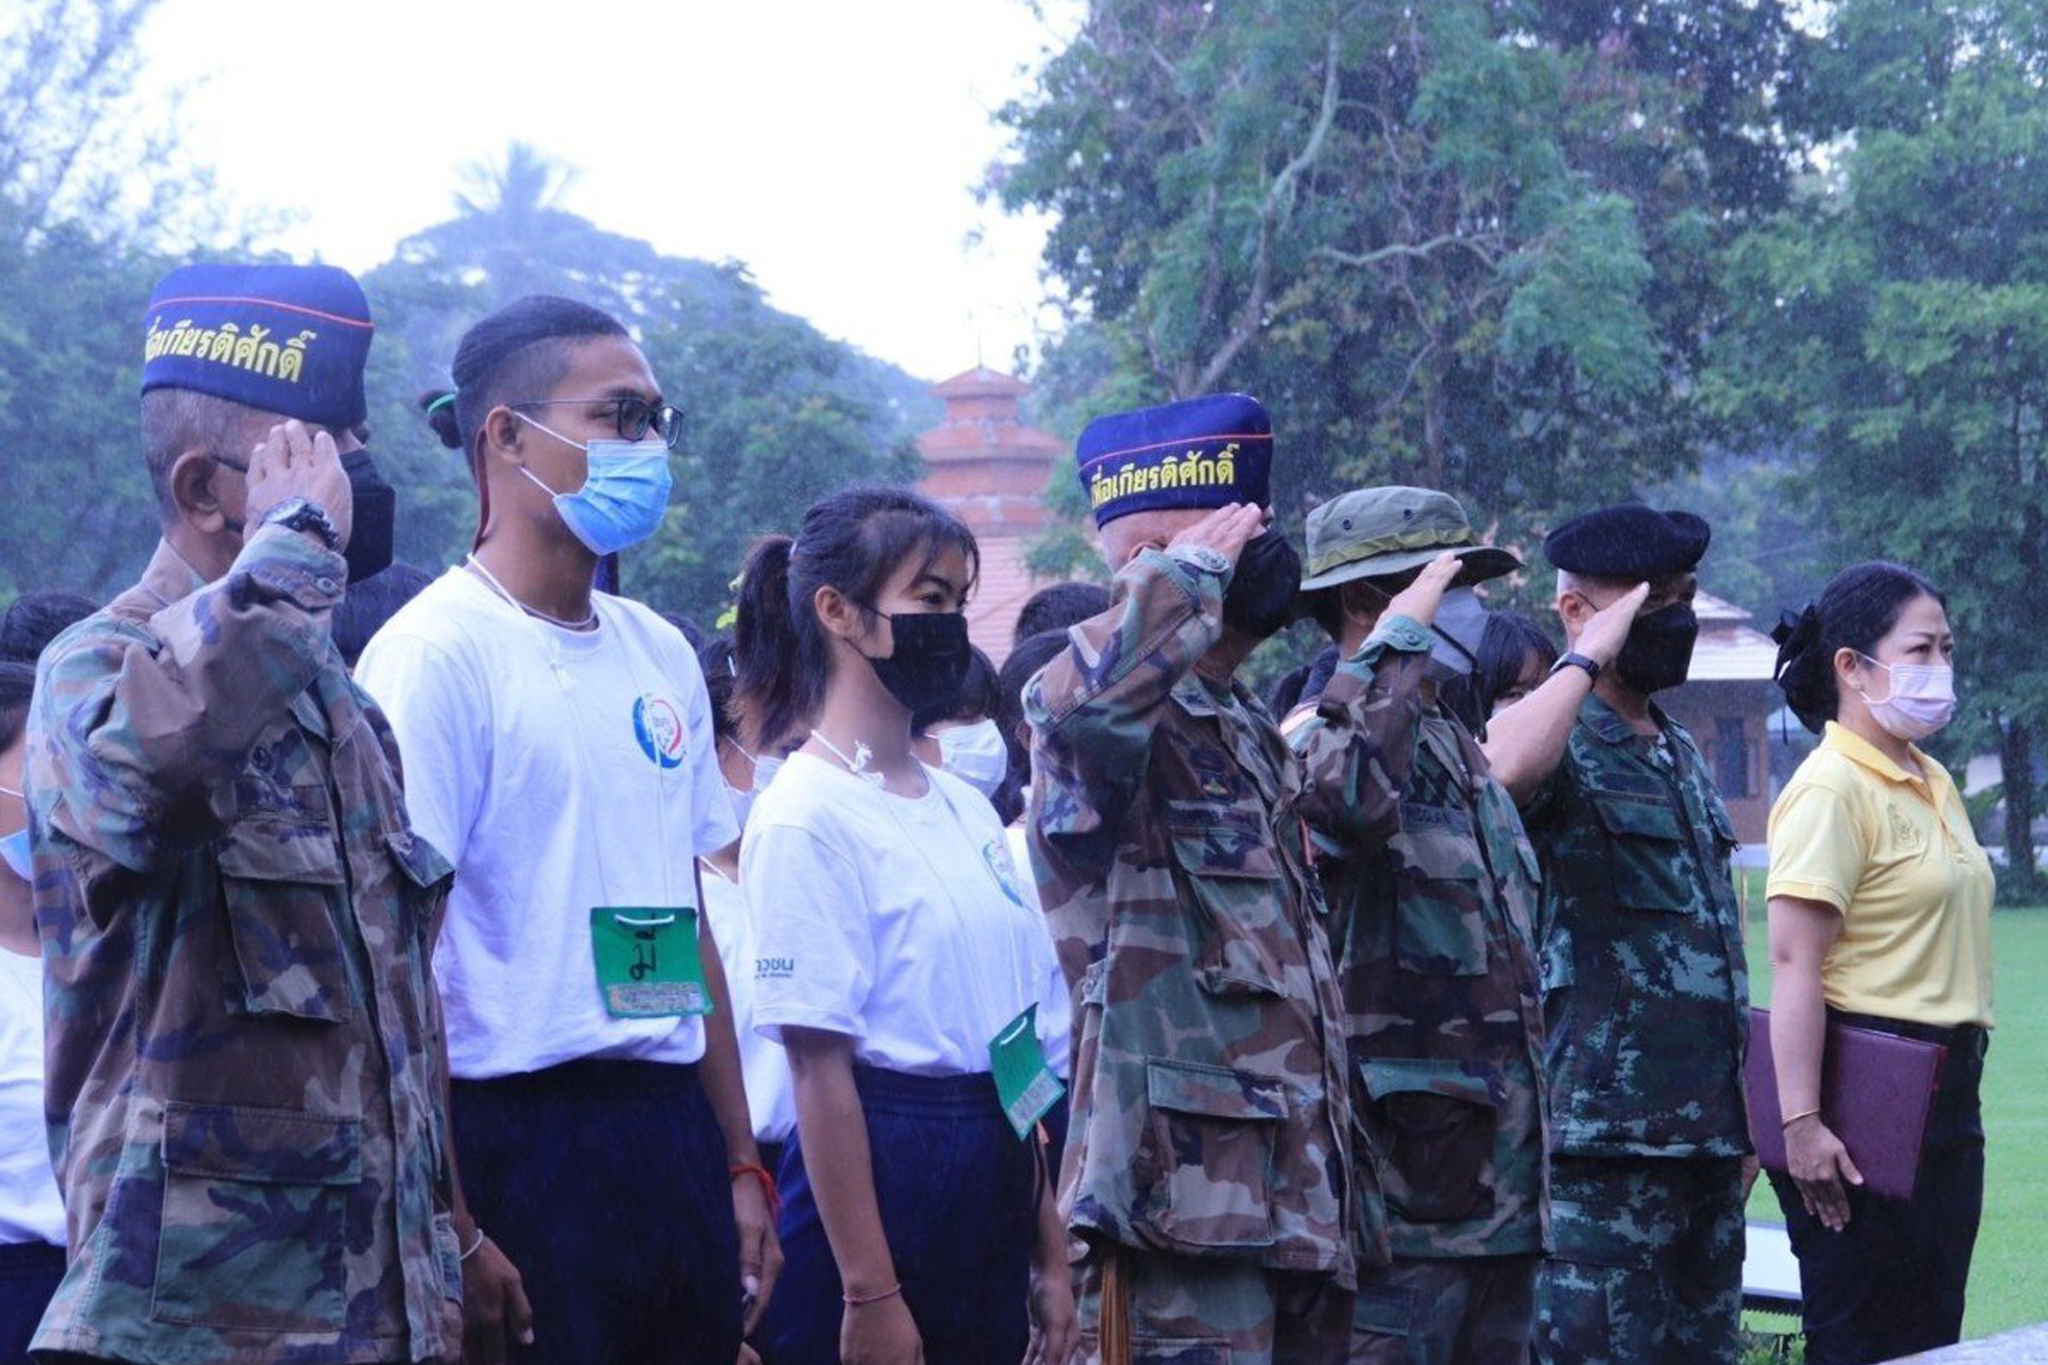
[513,397,684,450]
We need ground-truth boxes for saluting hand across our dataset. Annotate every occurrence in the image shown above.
[1381,552,1465,628]
[1167,502,1266,570]
[244,419,354,551]
[1574,582,1651,668]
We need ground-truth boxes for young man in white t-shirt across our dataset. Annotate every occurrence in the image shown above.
[355,298,777,1365]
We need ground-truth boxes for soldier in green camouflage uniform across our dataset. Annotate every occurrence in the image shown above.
[1484,504,1751,1365]
[1026,395,1370,1365]
[22,264,461,1364]
[1288,488,1611,1365]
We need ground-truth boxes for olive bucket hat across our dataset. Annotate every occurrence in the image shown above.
[1298,486,1520,591]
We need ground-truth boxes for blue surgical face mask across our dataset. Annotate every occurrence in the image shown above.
[515,414,674,555]
[0,782,27,882]
[1429,588,1489,677]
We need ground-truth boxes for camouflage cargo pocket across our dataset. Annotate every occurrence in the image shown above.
[1389,805,1488,977]
[1586,789,1691,913]
[1170,828,1290,997]
[151,1103,360,1332]
[1358,1059,1498,1225]
[217,818,354,1023]
[1139,1059,1283,1253]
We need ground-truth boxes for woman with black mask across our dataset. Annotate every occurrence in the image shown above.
[733,487,1076,1365]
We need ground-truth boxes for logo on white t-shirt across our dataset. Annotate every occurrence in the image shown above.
[632,693,688,769]
[983,837,1026,908]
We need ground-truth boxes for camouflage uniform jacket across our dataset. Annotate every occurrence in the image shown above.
[1024,547,1367,1287]
[24,529,462,1364]
[1520,694,1750,1159]
[1287,616,1549,1261]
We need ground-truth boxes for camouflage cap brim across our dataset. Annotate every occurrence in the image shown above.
[1298,542,1520,593]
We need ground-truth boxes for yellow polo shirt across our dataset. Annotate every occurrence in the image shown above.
[1767,722,1995,1028]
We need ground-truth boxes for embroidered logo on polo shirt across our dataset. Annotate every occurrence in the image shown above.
[631,693,687,769]
[1887,803,1923,851]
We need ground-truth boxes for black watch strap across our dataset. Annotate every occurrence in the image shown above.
[263,497,340,552]
[1548,650,1597,683]
[1552,651,1601,684]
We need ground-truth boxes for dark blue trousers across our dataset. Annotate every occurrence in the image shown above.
[452,1059,741,1365]
[0,1241,61,1365]
[761,1067,1038,1365]
[1771,1013,1988,1365]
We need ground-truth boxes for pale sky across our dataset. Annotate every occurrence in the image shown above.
[133,0,1077,380]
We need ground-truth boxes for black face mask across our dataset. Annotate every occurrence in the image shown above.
[1614,602,1699,695]
[340,447,396,584]
[863,609,972,718]
[1222,529,1302,641]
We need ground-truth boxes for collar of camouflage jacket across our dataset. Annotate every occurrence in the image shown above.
[1579,692,1672,746]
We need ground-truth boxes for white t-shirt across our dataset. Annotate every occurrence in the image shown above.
[356,569,738,1079]
[744,754,1053,1077]
[700,863,795,1144]
[0,950,63,1246]
[1007,824,1073,1082]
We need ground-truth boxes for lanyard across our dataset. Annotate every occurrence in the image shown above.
[465,558,677,907]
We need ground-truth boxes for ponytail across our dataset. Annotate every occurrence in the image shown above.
[734,536,803,747]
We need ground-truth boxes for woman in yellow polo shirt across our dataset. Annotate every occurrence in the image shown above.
[1765,561,1994,1365]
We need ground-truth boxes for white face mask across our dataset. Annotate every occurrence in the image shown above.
[721,744,785,829]
[1856,656,1957,741]
[936,719,1009,799]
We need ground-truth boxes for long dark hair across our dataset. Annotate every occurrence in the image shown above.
[733,487,979,749]
[1773,561,1945,734]
[0,662,35,755]
[993,629,1070,824]
[1441,610,1559,729]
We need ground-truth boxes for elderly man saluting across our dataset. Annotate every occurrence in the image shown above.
[22,264,461,1365]
[1025,395,1374,1365]
[1484,504,1752,1365]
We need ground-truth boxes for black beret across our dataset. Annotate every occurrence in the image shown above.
[1544,503,1710,580]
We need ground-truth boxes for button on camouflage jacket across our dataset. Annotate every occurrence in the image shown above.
[1024,547,1371,1286]
[1520,695,1751,1159]
[24,529,461,1364]
[1287,617,1549,1261]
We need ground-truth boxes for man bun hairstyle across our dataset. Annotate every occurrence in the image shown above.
[1773,561,1944,735]
[418,294,631,462]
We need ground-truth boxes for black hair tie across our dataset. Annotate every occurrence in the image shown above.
[1771,604,1821,686]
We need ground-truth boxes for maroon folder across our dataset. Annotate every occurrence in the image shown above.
[1745,1008,1947,1202]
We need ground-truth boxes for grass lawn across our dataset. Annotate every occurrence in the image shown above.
[1738,870,2048,1341]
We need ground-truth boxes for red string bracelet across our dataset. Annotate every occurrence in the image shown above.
[729,1162,780,1217]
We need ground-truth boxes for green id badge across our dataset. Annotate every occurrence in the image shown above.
[989,1004,1064,1142]
[590,907,712,1020]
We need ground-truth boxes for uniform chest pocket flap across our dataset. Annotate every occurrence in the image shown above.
[1388,806,1489,977]
[1358,1058,1499,1225]
[152,1103,361,1332]
[1171,828,1291,998]
[384,828,455,946]
[217,820,354,1024]
[1139,1059,1284,1254]
[1587,788,1692,913]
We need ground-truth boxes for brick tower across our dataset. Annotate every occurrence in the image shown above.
[915,366,1069,662]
